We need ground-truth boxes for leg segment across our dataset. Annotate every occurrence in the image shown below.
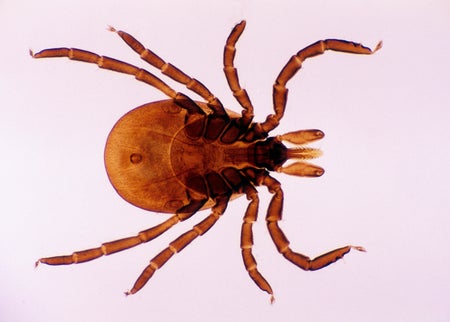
[36,197,207,266]
[240,183,274,303]
[259,172,365,271]
[223,20,254,126]
[109,27,226,115]
[126,195,229,295]
[260,39,383,133]
[30,48,207,119]
[30,48,179,99]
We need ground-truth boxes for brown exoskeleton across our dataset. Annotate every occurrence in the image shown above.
[32,20,381,302]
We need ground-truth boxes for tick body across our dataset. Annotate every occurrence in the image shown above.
[32,21,381,301]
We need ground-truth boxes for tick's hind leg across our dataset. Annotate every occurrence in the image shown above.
[259,172,365,272]
[35,205,205,267]
[36,191,208,266]
[30,48,179,99]
[126,195,229,295]
[30,48,209,120]
[109,27,226,115]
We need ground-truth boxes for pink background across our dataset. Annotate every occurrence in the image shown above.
[1,0,449,321]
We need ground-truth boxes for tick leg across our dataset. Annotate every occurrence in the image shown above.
[35,207,204,267]
[30,48,204,114]
[260,172,365,271]
[126,195,229,295]
[109,27,226,115]
[223,20,254,127]
[260,39,382,133]
[36,193,207,266]
[241,183,275,303]
[31,48,176,98]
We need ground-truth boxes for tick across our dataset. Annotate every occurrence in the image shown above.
[32,21,381,302]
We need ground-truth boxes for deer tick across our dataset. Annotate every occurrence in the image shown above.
[32,20,381,302]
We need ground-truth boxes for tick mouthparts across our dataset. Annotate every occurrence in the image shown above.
[279,129,324,145]
[287,147,323,160]
[279,129,324,160]
[279,161,324,177]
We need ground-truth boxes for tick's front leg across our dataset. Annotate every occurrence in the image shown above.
[260,172,365,271]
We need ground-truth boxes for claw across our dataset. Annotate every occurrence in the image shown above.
[107,25,117,33]
[352,246,366,252]
[374,41,383,52]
